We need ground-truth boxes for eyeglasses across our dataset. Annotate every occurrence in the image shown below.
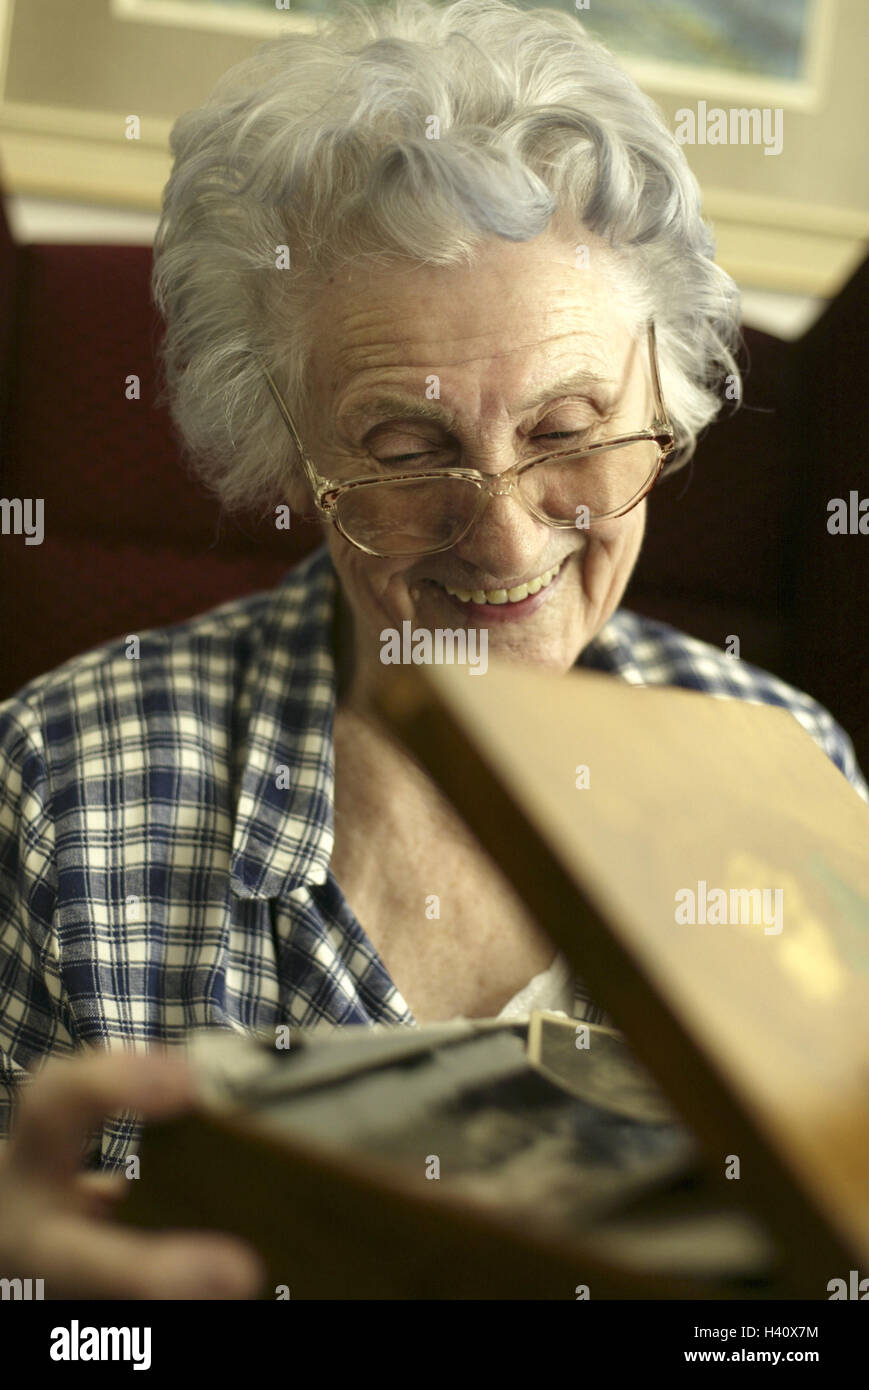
[256,321,674,558]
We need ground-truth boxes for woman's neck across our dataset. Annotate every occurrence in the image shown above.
[332,580,385,717]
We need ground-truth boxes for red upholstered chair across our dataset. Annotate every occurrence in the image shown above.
[1,188,866,772]
[0,191,314,697]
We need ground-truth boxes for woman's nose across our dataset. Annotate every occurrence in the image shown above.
[452,485,550,574]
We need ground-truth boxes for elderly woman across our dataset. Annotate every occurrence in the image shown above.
[0,0,865,1299]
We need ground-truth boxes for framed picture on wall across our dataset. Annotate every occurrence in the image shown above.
[112,0,831,104]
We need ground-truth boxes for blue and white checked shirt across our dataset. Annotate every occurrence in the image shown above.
[1,543,866,1168]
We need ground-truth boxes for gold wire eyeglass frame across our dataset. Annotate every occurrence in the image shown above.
[254,320,675,558]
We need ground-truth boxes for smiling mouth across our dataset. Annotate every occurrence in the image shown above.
[434,555,569,606]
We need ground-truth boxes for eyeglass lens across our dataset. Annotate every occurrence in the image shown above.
[333,439,660,555]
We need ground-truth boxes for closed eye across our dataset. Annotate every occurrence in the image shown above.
[533,430,597,449]
[378,430,593,465]
[375,452,440,467]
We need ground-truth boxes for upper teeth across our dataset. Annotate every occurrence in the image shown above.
[443,560,564,605]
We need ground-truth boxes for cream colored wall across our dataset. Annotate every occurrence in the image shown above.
[638,0,869,295]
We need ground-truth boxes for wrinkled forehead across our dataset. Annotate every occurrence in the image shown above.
[305,233,641,422]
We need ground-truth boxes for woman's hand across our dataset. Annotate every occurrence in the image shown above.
[0,1049,264,1299]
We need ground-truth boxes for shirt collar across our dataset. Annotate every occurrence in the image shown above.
[230,544,339,900]
[576,608,649,684]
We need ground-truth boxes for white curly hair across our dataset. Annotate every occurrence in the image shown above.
[151,0,741,519]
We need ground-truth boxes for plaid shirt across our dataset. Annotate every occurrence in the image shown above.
[1,544,866,1169]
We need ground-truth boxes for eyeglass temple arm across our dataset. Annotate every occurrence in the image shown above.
[255,354,306,455]
[647,322,673,437]
[254,352,329,504]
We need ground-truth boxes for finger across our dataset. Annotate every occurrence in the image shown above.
[72,1171,127,1218]
[9,1050,199,1183]
[75,1172,127,1198]
[29,1215,265,1300]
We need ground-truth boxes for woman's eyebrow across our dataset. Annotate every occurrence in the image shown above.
[342,396,460,429]
[519,367,615,415]
[341,367,615,431]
